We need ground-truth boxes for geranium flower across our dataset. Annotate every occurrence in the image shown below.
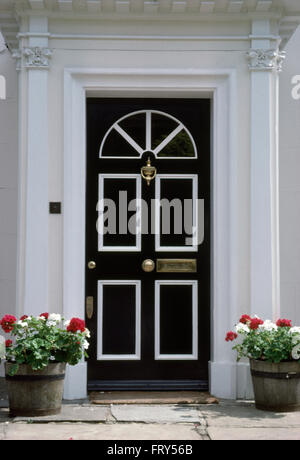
[40,312,49,320]
[276,318,292,328]
[258,320,278,332]
[239,315,251,324]
[67,318,86,333]
[5,339,12,348]
[292,343,300,360]
[225,331,238,342]
[235,323,250,334]
[249,317,264,330]
[0,315,17,333]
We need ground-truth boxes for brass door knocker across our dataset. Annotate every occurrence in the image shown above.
[141,157,157,186]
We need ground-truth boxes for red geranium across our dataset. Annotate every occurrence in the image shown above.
[0,315,17,333]
[225,331,238,342]
[276,318,292,328]
[249,317,264,330]
[239,314,251,324]
[40,313,49,319]
[20,315,28,321]
[5,340,12,348]
[67,318,85,333]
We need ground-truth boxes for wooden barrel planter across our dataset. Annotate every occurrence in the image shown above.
[250,359,300,412]
[5,362,66,417]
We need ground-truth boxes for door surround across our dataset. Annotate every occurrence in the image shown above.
[63,67,238,400]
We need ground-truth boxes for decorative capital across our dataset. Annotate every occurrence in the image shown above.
[12,46,53,71]
[23,47,53,69]
[247,49,286,72]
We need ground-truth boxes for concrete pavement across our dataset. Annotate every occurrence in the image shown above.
[1,399,300,440]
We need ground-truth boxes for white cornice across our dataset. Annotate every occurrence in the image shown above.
[1,0,300,50]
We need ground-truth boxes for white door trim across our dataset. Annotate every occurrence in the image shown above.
[63,67,238,399]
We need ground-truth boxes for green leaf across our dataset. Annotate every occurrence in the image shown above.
[8,363,19,376]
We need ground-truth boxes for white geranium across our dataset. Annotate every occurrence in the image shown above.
[235,323,250,334]
[83,328,90,338]
[48,313,61,323]
[289,327,300,335]
[292,343,300,360]
[83,339,89,350]
[258,320,278,332]
[17,321,28,328]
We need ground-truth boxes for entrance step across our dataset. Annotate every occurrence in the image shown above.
[89,391,218,405]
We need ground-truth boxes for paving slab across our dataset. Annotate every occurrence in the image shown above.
[207,427,300,441]
[1,422,204,441]
[110,404,203,424]
[200,400,300,429]
[12,405,110,423]
[0,423,5,440]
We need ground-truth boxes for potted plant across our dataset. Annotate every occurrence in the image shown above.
[0,313,90,416]
[226,315,300,412]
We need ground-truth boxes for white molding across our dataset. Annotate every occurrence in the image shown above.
[155,280,198,360]
[97,280,141,361]
[17,32,281,42]
[98,173,142,252]
[155,174,198,252]
[63,66,237,399]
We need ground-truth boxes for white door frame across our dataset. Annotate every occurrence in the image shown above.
[63,67,238,399]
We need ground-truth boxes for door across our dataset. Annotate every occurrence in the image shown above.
[86,98,211,391]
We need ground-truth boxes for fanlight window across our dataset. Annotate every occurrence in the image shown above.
[99,110,197,159]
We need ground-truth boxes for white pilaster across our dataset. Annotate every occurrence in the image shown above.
[248,20,284,320]
[23,17,51,315]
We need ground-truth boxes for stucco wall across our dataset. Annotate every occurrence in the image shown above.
[0,37,18,375]
[279,25,300,324]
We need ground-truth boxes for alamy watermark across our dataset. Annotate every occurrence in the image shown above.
[291,75,300,100]
[0,75,6,100]
[96,192,205,247]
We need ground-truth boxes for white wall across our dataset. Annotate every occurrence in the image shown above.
[280,26,300,324]
[0,34,18,375]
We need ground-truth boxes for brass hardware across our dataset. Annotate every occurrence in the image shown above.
[88,261,96,270]
[86,296,94,319]
[142,259,155,272]
[156,259,197,273]
[141,157,157,186]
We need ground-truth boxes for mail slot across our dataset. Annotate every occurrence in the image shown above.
[156,259,197,273]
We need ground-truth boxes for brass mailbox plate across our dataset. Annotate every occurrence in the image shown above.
[156,259,197,273]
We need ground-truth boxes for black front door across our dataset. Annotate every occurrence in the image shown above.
[86,98,211,391]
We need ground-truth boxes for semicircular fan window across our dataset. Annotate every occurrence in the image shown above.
[99,110,197,159]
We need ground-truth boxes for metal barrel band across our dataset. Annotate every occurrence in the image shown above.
[251,369,300,380]
[6,374,65,382]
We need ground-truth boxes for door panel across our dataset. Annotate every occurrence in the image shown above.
[86,98,211,391]
[97,280,141,360]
